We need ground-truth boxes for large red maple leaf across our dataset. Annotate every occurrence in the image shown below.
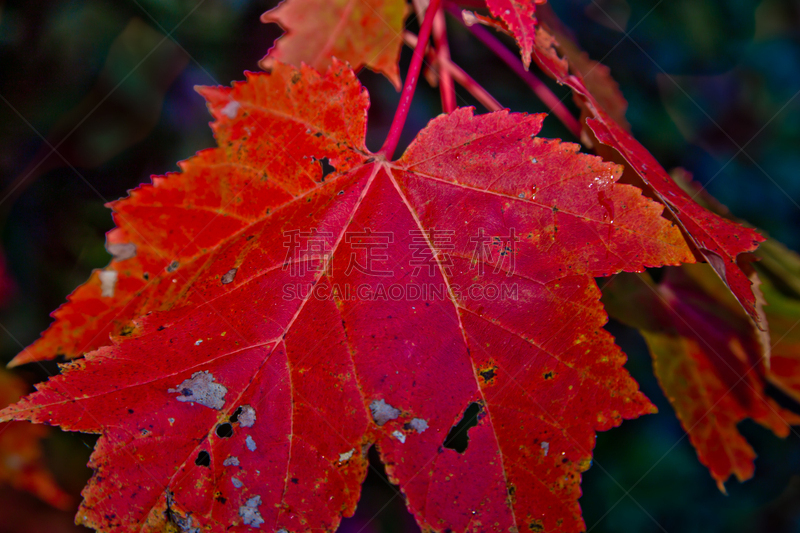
[2,62,694,532]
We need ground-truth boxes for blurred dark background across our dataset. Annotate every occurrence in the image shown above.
[0,0,799,531]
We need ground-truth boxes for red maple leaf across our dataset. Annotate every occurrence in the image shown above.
[261,0,408,89]
[527,25,766,327]
[485,0,547,69]
[1,61,695,532]
[603,265,800,490]
[602,169,800,490]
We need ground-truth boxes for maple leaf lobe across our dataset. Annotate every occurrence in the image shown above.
[486,0,546,68]
[9,60,370,368]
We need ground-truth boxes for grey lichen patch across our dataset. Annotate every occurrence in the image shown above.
[166,491,201,533]
[391,430,406,443]
[221,268,238,284]
[223,456,240,466]
[106,242,137,261]
[369,399,400,426]
[239,495,264,528]
[172,514,201,533]
[99,269,118,298]
[221,100,241,119]
[408,418,428,433]
[246,435,257,451]
[168,371,227,410]
[338,448,355,462]
[231,476,243,489]
[238,405,256,427]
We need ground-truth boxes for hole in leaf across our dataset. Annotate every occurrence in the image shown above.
[319,157,335,181]
[229,406,243,424]
[338,446,421,532]
[479,366,497,383]
[443,403,482,453]
[216,423,234,438]
[195,451,211,467]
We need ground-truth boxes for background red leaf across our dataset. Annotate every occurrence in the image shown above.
[603,265,799,490]
[260,0,408,89]
[0,369,72,510]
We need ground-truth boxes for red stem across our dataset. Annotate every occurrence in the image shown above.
[433,10,457,113]
[379,0,443,159]
[403,30,503,112]
[446,4,582,138]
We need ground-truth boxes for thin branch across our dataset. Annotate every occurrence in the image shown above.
[433,9,457,113]
[403,30,503,112]
[446,4,582,138]
[379,0,443,159]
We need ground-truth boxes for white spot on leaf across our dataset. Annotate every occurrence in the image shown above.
[99,269,118,298]
[223,456,239,466]
[221,100,241,119]
[222,268,238,284]
[239,495,264,528]
[168,371,227,410]
[408,418,428,433]
[391,430,406,443]
[231,476,243,488]
[173,514,200,533]
[369,399,400,426]
[246,435,257,451]
[106,242,137,261]
[338,448,355,462]
[238,405,256,427]
[541,441,549,456]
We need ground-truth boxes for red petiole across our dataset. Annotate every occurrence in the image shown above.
[433,9,457,113]
[445,2,582,138]
[378,0,443,159]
